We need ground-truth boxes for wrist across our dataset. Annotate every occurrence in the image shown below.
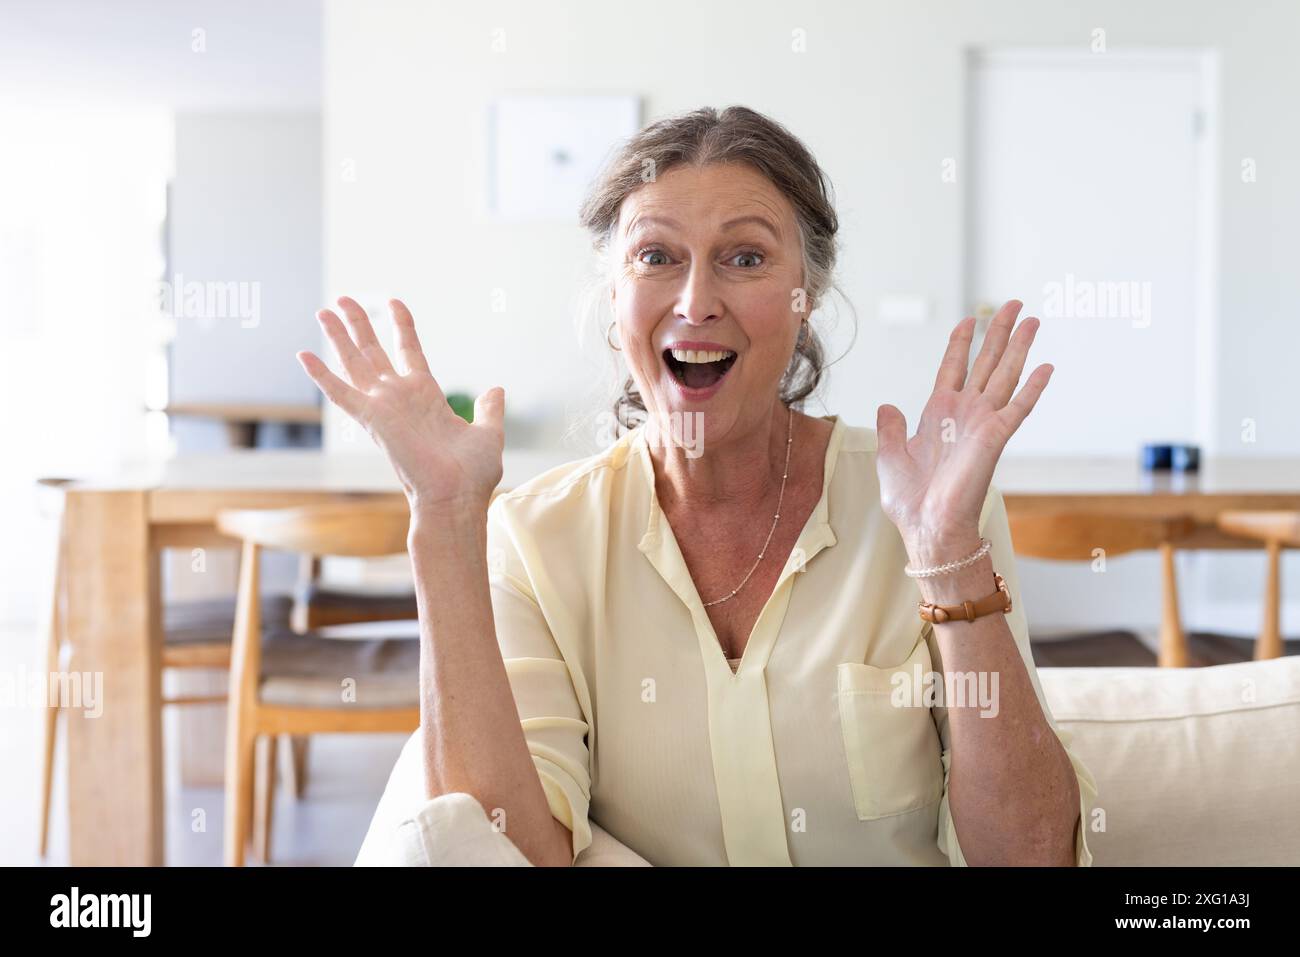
[407,488,493,521]
[902,525,983,570]
[408,500,489,544]
[912,551,999,606]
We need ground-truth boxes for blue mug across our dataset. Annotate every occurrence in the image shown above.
[1141,443,1200,473]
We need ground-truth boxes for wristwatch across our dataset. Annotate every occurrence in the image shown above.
[917,572,1012,623]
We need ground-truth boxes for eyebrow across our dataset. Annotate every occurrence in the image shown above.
[625,214,782,241]
[624,215,680,237]
[720,215,782,240]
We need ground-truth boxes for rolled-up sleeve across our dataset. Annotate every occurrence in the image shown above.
[487,497,594,865]
[932,484,1098,867]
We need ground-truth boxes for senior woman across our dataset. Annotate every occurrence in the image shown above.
[299,105,1097,867]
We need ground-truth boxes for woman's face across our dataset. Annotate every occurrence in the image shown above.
[610,162,808,443]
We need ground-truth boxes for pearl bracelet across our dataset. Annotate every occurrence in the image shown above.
[904,537,991,578]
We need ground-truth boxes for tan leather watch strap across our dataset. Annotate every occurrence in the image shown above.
[918,573,1013,624]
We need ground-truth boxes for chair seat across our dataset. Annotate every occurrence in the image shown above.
[259,628,420,709]
[295,582,418,618]
[163,594,294,645]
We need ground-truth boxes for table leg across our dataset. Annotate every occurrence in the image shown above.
[1158,542,1189,667]
[62,490,164,865]
[1256,540,1284,660]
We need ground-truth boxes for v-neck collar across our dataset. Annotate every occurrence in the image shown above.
[634,413,844,676]
[630,412,845,866]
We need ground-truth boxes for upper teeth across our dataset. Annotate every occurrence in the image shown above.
[670,348,735,363]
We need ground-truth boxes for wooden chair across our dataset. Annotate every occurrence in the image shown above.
[284,552,420,798]
[216,501,421,867]
[1216,510,1300,661]
[36,477,295,859]
[291,555,417,633]
[36,476,399,859]
[1007,512,1199,667]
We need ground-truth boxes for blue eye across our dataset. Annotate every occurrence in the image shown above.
[732,250,764,268]
[637,248,670,266]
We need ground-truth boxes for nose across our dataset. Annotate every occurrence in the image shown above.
[674,261,723,326]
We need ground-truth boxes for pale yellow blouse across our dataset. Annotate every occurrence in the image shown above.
[486,413,1097,866]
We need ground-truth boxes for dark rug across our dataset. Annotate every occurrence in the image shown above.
[1029,630,1300,668]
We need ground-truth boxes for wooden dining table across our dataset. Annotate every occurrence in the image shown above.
[56,447,1300,864]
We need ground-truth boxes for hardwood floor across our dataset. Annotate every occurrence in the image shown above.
[1030,628,1300,668]
[0,622,405,867]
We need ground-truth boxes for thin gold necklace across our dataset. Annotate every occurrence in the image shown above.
[702,405,795,607]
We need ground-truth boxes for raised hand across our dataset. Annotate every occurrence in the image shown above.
[297,296,505,513]
[875,299,1052,563]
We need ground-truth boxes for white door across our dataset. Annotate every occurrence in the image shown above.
[966,50,1214,455]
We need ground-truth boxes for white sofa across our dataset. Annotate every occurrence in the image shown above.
[1038,655,1300,865]
[353,728,652,867]
[355,656,1300,866]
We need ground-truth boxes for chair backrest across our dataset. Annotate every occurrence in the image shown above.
[1008,511,1198,561]
[217,500,412,558]
[219,500,414,716]
[1217,510,1300,547]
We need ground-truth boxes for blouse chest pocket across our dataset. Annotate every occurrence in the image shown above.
[836,634,945,821]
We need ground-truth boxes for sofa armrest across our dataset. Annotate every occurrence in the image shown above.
[355,729,652,866]
[576,822,652,867]
[1038,656,1300,866]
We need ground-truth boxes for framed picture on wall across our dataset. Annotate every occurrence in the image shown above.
[488,94,641,222]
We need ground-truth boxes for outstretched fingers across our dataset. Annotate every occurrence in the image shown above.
[336,296,397,377]
[1000,362,1054,432]
[932,316,976,393]
[983,315,1041,408]
[965,299,1022,393]
[388,299,432,376]
[317,308,377,388]
[297,350,366,420]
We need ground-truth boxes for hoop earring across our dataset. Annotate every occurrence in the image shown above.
[606,321,622,352]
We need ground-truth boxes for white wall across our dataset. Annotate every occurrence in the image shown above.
[323,0,1299,451]
[164,112,324,608]
[0,106,171,624]
[0,1,324,628]
[0,0,320,111]
[322,0,1300,633]
[169,112,323,451]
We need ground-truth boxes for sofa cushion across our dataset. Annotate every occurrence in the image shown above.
[1038,656,1300,865]
[354,728,651,866]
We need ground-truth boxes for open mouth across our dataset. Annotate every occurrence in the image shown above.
[663,347,738,391]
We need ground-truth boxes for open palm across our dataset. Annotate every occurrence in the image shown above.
[297,296,505,512]
[875,300,1052,553]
